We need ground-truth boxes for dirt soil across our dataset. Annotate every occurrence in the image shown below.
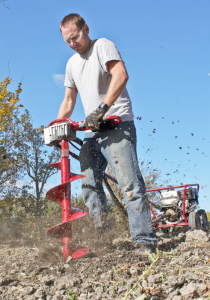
[0,226,210,300]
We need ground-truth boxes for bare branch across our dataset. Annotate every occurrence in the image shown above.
[0,0,10,9]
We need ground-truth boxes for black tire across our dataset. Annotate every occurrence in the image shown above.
[188,211,201,229]
[197,209,209,229]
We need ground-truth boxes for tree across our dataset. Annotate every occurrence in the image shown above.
[0,108,61,239]
[0,77,23,193]
[141,165,168,211]
[10,109,61,224]
[0,77,22,131]
[0,78,61,239]
[0,147,19,195]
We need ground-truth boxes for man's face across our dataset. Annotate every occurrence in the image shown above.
[61,22,90,54]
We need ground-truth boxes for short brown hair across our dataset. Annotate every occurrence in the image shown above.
[60,13,85,32]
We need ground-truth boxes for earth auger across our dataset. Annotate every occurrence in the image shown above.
[42,116,122,260]
[42,116,208,260]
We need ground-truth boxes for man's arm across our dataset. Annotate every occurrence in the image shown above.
[102,60,129,108]
[57,87,77,119]
[84,60,128,129]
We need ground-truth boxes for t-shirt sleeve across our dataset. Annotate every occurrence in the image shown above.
[98,39,123,73]
[64,60,76,88]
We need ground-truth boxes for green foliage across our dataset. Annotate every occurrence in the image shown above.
[0,77,23,131]
[0,78,24,193]
[145,248,160,263]
[71,194,83,204]
[206,211,210,221]
[0,189,62,242]
[66,290,78,300]
[2,109,61,221]
[158,271,167,283]
[141,165,168,210]
[162,249,180,257]
[0,81,61,240]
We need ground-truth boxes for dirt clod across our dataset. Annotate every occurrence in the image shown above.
[0,228,210,299]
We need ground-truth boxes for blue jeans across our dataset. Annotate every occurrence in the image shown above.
[79,121,158,246]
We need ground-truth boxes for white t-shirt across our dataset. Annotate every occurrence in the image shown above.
[64,38,134,122]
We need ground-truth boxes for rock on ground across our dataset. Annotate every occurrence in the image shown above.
[0,228,210,300]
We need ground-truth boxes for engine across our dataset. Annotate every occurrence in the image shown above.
[159,188,199,224]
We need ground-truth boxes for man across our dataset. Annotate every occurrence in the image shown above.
[57,13,158,251]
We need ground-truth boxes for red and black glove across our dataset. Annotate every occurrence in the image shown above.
[84,102,109,131]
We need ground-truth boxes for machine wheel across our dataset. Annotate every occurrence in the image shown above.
[197,209,209,229]
[188,211,201,229]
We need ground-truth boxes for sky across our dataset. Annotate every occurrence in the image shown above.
[0,0,210,211]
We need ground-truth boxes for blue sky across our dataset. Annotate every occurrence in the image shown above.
[0,0,210,210]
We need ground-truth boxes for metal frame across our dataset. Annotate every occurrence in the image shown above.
[148,184,199,228]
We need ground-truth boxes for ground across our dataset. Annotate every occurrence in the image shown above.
[0,227,210,300]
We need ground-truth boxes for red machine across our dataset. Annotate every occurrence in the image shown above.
[42,116,121,260]
[148,184,208,230]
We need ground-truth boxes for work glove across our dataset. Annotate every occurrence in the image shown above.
[84,102,109,131]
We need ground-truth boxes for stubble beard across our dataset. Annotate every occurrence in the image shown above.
[75,39,91,55]
[74,45,86,54]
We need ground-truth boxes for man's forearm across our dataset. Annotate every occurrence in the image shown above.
[102,74,128,108]
[57,98,75,119]
[57,87,77,119]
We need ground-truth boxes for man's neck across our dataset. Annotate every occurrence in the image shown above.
[84,38,92,53]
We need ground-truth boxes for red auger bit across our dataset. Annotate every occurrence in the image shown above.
[43,119,88,260]
[43,116,121,260]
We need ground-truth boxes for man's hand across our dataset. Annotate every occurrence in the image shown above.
[84,102,109,131]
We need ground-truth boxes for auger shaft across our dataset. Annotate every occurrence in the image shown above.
[61,140,72,260]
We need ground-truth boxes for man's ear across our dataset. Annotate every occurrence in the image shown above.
[84,24,89,34]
